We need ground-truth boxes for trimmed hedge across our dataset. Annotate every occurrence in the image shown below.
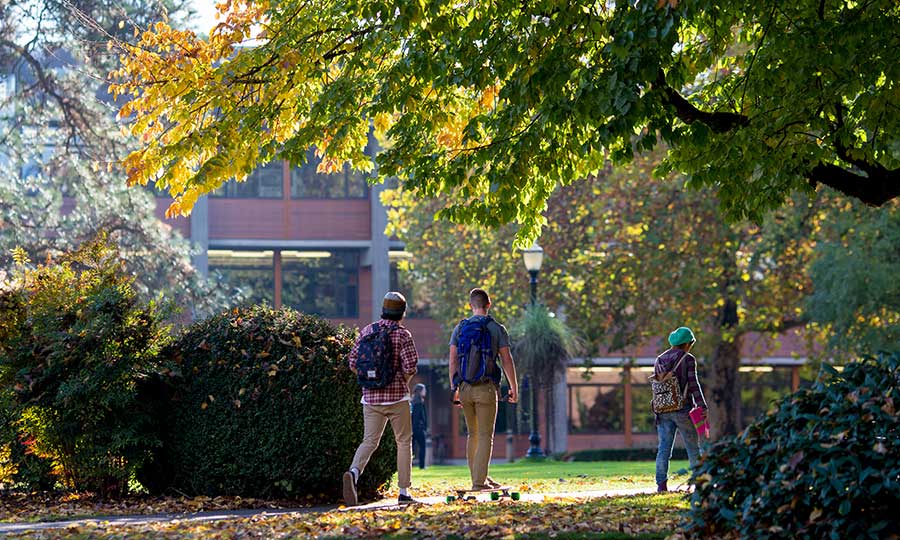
[684,353,900,540]
[140,305,396,500]
[567,448,688,462]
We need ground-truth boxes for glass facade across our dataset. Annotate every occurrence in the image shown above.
[290,148,369,199]
[207,250,275,307]
[213,161,284,198]
[740,367,793,425]
[567,368,626,434]
[388,257,433,318]
[281,250,359,318]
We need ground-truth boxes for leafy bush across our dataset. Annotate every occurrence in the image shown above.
[142,305,396,500]
[0,238,171,495]
[684,352,900,540]
[567,448,688,462]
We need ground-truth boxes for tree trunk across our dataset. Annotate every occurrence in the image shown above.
[707,330,743,440]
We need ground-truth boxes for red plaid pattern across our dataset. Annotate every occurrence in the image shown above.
[349,319,418,404]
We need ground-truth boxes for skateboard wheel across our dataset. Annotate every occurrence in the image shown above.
[446,496,456,503]
[490,491,500,501]
[511,492,521,501]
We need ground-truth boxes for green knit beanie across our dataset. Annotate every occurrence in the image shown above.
[668,326,696,347]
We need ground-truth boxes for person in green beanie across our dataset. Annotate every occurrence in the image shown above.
[653,326,708,492]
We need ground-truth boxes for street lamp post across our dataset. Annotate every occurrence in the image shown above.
[521,243,545,458]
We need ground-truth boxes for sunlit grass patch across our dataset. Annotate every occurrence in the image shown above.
[391,460,691,497]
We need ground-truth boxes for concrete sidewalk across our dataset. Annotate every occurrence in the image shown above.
[0,487,684,534]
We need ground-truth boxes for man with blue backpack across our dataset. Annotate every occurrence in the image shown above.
[449,288,519,490]
[343,292,420,506]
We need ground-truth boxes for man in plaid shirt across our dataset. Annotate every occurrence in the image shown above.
[343,292,419,506]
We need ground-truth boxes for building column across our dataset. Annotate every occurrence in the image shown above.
[190,195,209,277]
[550,364,568,454]
[369,180,390,318]
[623,366,633,448]
[273,250,282,309]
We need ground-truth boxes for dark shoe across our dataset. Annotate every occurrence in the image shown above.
[657,481,668,493]
[398,493,420,505]
[342,471,358,506]
[485,477,502,489]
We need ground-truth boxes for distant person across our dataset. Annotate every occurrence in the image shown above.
[449,288,519,490]
[343,292,420,506]
[411,383,428,469]
[651,326,708,492]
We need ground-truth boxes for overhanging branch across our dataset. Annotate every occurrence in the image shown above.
[807,164,900,207]
[656,69,749,133]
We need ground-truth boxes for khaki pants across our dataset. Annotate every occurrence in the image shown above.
[459,382,498,487]
[350,401,413,489]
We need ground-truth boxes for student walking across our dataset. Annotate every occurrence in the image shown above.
[449,288,519,490]
[651,326,708,492]
[411,384,428,469]
[343,292,420,506]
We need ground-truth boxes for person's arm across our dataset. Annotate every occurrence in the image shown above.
[398,330,418,384]
[686,355,707,410]
[499,347,518,403]
[449,345,459,389]
[348,333,361,375]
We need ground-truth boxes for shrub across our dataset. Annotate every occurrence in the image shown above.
[0,238,171,495]
[684,352,900,540]
[142,305,396,500]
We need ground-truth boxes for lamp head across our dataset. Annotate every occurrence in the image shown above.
[522,242,544,273]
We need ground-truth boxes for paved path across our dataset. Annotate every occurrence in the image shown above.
[0,507,329,535]
[0,486,682,534]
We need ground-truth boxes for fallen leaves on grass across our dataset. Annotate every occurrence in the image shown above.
[8,493,688,539]
[387,473,689,498]
[0,493,301,523]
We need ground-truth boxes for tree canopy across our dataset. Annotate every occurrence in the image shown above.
[114,0,900,242]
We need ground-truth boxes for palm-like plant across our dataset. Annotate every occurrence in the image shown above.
[510,304,580,388]
[510,304,582,455]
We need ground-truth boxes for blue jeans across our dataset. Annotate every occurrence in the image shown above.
[655,410,701,485]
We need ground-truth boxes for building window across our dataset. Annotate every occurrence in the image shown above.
[388,255,433,318]
[740,367,792,425]
[290,148,369,199]
[207,250,275,307]
[630,368,655,434]
[567,368,626,434]
[281,250,359,318]
[212,161,284,198]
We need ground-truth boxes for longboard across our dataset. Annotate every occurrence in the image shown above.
[446,486,520,503]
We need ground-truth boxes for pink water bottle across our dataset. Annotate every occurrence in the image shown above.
[689,407,710,439]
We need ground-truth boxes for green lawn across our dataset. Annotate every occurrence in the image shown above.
[390,460,692,497]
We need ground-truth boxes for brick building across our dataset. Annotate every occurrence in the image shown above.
[153,157,815,460]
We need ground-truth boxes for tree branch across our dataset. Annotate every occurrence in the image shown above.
[806,164,900,207]
[656,69,749,133]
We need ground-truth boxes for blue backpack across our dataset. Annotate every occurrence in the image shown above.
[456,317,498,385]
[356,323,396,389]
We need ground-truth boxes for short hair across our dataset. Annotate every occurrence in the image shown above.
[469,288,490,309]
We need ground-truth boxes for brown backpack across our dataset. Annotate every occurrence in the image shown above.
[649,352,688,414]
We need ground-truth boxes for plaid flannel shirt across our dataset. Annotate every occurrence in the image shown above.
[349,319,418,405]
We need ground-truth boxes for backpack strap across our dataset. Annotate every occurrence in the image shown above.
[654,351,688,379]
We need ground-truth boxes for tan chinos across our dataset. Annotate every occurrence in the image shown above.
[349,401,413,489]
[459,382,499,488]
